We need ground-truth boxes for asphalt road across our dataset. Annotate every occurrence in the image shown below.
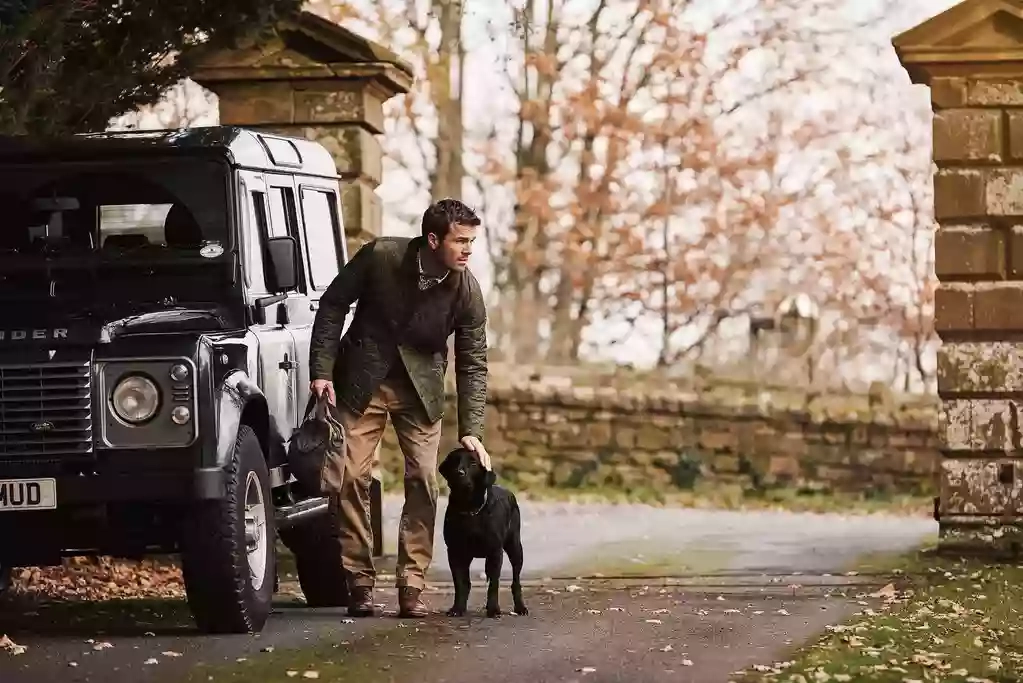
[0,496,937,683]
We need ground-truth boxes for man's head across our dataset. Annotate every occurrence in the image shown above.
[421,198,480,272]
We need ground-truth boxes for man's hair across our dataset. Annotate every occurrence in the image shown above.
[422,198,481,240]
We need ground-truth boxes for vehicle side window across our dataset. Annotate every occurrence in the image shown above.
[266,188,291,239]
[248,190,270,294]
[299,188,341,291]
[266,185,307,292]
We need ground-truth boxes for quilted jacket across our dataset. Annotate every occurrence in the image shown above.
[308,236,488,440]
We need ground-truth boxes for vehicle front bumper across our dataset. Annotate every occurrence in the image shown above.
[0,466,228,565]
[0,465,228,504]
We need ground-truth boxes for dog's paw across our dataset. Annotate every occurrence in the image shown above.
[485,607,503,618]
[514,605,529,616]
[446,607,467,617]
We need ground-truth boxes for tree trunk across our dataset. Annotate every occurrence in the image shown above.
[427,0,465,201]
[504,0,557,363]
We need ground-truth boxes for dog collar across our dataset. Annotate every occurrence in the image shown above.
[462,489,488,516]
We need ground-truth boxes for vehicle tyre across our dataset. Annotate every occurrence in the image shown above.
[180,425,276,634]
[279,495,349,607]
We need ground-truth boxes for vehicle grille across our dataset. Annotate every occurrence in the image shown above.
[0,362,94,459]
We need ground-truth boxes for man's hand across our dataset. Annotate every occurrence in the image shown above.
[460,436,491,471]
[310,379,336,406]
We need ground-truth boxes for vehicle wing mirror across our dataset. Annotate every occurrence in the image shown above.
[266,235,299,293]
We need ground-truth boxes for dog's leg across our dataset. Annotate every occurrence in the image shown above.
[505,535,528,616]
[484,551,504,618]
[447,549,471,617]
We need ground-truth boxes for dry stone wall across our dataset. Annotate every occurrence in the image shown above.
[378,377,940,496]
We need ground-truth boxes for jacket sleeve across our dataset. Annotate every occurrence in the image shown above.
[309,240,376,381]
[453,276,488,441]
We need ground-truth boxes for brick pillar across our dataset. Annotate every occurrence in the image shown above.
[895,0,1023,554]
[192,10,413,258]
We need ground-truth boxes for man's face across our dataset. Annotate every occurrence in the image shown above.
[429,222,478,272]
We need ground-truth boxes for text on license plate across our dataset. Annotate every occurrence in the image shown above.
[0,478,57,510]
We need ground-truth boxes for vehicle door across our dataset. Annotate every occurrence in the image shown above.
[263,173,314,435]
[293,178,348,415]
[240,170,299,442]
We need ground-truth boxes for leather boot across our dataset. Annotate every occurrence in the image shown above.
[398,586,429,618]
[347,586,376,618]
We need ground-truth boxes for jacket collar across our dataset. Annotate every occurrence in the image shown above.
[402,235,460,292]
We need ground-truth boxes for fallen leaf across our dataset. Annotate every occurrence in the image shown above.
[302,672,320,679]
[162,651,183,658]
[0,635,26,655]
[682,659,694,666]
[143,658,159,665]
[870,583,897,599]
[576,667,596,674]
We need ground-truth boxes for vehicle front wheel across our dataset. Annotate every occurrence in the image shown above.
[279,496,349,607]
[180,425,277,634]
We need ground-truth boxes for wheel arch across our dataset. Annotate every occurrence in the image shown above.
[216,370,282,468]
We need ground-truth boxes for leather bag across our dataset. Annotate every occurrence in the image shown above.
[287,394,346,495]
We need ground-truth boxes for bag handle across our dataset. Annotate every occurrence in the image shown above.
[302,392,332,422]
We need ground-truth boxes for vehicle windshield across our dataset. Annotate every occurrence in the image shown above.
[0,158,233,310]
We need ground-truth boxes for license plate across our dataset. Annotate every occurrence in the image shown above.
[0,478,57,511]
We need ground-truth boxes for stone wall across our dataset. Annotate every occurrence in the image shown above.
[378,377,940,496]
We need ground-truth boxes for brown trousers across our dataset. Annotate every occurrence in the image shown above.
[335,380,442,590]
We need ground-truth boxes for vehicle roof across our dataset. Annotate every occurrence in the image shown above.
[0,126,340,179]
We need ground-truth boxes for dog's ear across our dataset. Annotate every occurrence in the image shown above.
[483,468,497,488]
[438,450,460,481]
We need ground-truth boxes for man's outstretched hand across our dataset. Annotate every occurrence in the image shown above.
[310,379,336,406]
[460,435,491,471]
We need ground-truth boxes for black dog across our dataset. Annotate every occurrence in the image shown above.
[438,448,528,618]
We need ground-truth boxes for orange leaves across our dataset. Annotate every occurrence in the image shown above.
[11,557,185,601]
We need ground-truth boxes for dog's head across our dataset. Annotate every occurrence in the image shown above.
[439,447,496,499]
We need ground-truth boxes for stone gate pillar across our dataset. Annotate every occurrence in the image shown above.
[192,10,413,257]
[192,11,413,557]
[895,0,1023,553]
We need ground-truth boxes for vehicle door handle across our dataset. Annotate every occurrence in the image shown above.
[279,354,298,371]
[310,301,319,311]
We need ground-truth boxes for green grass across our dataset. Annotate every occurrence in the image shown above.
[506,482,934,518]
[735,549,1023,683]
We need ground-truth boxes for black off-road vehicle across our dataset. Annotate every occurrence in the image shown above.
[0,126,381,634]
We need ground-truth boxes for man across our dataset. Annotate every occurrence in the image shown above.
[308,198,490,619]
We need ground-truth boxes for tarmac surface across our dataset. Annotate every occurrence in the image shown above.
[0,496,937,682]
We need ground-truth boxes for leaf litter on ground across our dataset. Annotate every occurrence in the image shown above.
[734,553,1023,683]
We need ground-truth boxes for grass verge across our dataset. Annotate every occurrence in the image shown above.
[508,482,933,518]
[735,549,1023,683]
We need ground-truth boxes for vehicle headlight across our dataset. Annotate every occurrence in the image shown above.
[111,375,161,424]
